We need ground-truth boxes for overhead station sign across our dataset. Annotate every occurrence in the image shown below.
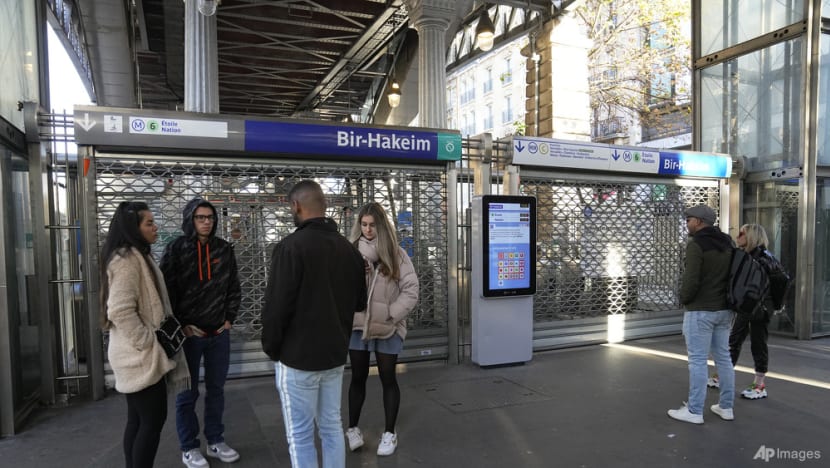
[245,120,461,163]
[73,106,242,151]
[73,106,461,164]
[511,136,732,178]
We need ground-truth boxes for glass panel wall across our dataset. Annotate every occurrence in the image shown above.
[699,0,806,56]
[700,38,804,172]
[812,179,830,335]
[742,180,800,334]
[818,35,830,165]
[0,0,38,129]
[10,153,38,404]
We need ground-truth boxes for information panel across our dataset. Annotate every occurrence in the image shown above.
[481,195,536,297]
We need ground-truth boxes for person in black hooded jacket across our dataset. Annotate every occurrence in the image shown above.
[160,198,242,467]
[668,204,736,425]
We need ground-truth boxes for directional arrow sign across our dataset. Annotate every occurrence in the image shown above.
[76,113,96,132]
[514,140,525,152]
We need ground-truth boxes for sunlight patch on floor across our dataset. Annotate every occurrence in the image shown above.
[602,342,830,390]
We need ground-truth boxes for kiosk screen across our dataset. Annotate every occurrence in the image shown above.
[481,195,536,297]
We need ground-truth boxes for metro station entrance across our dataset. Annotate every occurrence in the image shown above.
[456,136,731,350]
[74,106,460,390]
[89,155,450,379]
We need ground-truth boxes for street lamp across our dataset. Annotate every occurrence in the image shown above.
[475,7,495,51]
[387,80,401,108]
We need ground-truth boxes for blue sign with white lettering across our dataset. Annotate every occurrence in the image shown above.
[511,136,732,178]
[657,151,732,177]
[245,121,461,163]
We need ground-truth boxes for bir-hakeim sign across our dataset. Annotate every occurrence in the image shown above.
[510,136,732,178]
[73,105,461,165]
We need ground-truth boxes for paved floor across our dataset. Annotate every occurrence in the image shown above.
[1,334,828,467]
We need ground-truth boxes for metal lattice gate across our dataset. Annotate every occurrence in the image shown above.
[521,172,721,348]
[91,154,450,378]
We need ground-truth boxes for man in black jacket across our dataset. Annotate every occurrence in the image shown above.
[160,198,241,467]
[668,204,735,425]
[262,180,367,468]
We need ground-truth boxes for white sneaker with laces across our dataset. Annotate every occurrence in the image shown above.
[346,427,364,451]
[206,442,240,463]
[377,431,398,456]
[182,449,210,468]
[741,383,768,399]
[710,404,734,421]
[707,377,720,389]
[667,404,704,424]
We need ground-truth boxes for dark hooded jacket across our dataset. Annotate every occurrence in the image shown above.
[261,217,367,371]
[679,225,733,310]
[160,198,241,330]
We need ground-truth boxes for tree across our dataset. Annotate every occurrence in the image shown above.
[575,0,691,141]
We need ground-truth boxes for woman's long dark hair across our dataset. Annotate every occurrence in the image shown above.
[99,201,156,329]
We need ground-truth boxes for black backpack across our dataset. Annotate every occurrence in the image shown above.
[726,248,770,318]
[756,250,792,310]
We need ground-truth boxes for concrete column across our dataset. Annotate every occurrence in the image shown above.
[406,0,453,128]
[184,0,219,113]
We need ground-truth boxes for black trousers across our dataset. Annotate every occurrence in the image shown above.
[729,313,769,374]
[124,378,167,468]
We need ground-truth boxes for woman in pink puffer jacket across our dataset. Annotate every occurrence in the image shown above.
[344,202,419,457]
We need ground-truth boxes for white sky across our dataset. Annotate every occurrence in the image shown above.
[48,26,93,113]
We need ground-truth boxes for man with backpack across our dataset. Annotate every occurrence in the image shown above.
[707,223,790,400]
[668,205,736,424]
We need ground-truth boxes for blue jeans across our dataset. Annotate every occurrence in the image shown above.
[176,329,230,451]
[683,310,735,415]
[275,362,346,468]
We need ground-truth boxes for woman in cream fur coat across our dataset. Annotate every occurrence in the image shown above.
[100,201,188,468]
[345,202,419,457]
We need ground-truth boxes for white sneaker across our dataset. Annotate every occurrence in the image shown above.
[182,449,209,468]
[710,404,734,421]
[667,405,703,424]
[377,431,397,456]
[707,377,720,389]
[206,442,240,463]
[346,427,364,451]
[741,383,768,399]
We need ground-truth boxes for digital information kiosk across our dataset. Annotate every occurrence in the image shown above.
[471,195,537,366]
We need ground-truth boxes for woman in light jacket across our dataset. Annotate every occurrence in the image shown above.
[345,202,419,457]
[100,201,187,468]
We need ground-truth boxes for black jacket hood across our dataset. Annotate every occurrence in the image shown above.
[182,198,218,239]
[692,225,733,252]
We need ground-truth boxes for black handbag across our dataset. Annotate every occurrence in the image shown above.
[156,315,186,358]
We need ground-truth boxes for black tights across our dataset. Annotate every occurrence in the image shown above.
[124,378,167,468]
[348,349,400,433]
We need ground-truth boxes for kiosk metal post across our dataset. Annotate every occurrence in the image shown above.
[471,195,536,366]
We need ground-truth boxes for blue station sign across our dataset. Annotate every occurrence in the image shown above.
[245,121,461,163]
[73,106,461,165]
[511,136,732,178]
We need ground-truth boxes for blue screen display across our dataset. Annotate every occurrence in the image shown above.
[482,196,536,297]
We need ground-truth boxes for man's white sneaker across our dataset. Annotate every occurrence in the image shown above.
[182,449,209,468]
[377,432,398,456]
[667,405,704,424]
[206,442,240,463]
[710,404,734,421]
[346,427,364,451]
[707,377,720,389]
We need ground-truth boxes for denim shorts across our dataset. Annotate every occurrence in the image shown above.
[349,330,403,354]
